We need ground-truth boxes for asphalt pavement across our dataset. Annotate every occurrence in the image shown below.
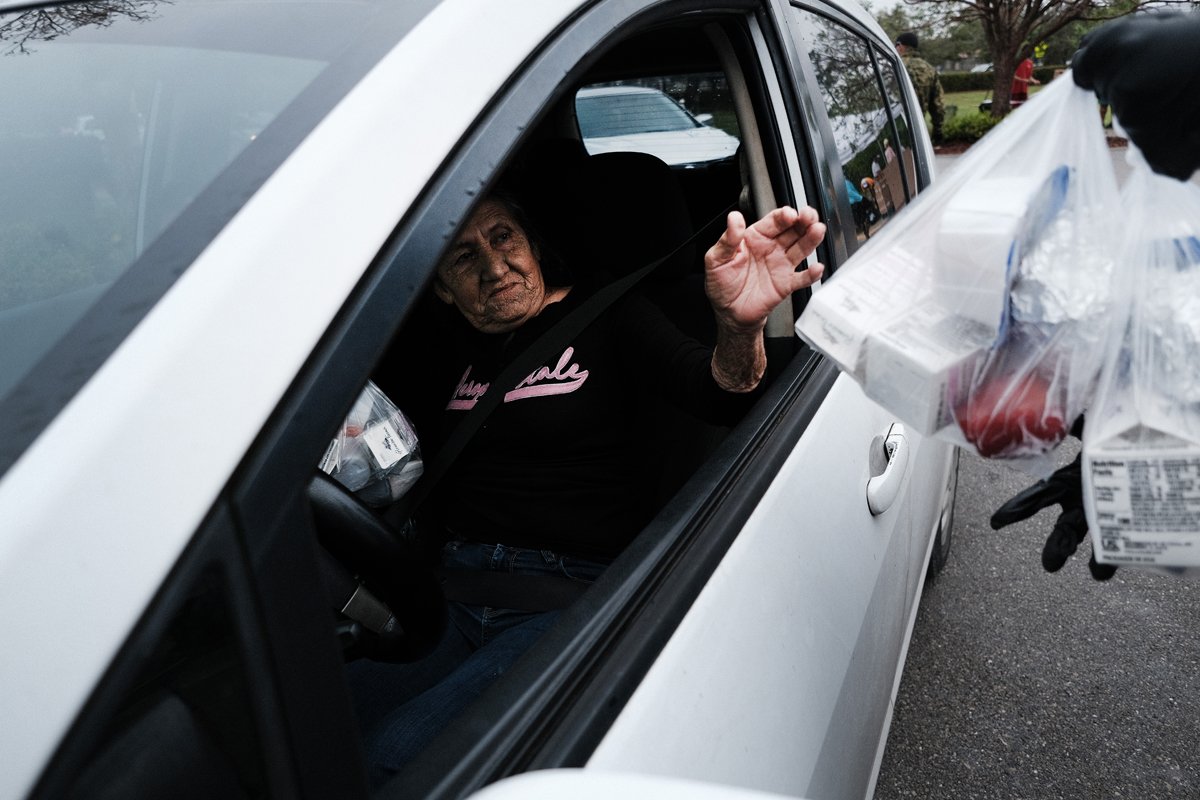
[874,145,1200,799]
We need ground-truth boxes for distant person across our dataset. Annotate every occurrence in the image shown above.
[1011,56,1040,104]
[895,31,946,144]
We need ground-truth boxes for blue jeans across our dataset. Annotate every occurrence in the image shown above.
[345,541,608,785]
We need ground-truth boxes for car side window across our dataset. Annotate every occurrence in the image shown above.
[309,18,811,789]
[790,9,909,243]
[875,46,921,201]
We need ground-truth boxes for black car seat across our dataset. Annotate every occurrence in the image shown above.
[511,143,718,343]
[509,140,737,503]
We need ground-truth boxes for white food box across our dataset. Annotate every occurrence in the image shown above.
[863,305,993,435]
[934,176,1037,332]
[795,245,927,380]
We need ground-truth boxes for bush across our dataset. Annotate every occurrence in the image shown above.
[942,112,1002,143]
[940,71,994,93]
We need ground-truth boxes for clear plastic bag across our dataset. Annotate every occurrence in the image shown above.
[1082,152,1200,574]
[796,75,1121,466]
[319,381,423,507]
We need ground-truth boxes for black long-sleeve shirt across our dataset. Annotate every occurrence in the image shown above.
[386,277,755,560]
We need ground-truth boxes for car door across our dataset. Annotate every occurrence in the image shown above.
[783,0,949,610]
[582,5,948,800]
[252,3,946,796]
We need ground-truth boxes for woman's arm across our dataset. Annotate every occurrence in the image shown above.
[702,206,826,392]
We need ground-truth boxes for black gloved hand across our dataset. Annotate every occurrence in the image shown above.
[990,453,1117,581]
[1072,12,1200,181]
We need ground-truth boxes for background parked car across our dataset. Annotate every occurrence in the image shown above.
[576,84,741,166]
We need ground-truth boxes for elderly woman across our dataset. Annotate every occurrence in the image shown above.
[351,194,825,781]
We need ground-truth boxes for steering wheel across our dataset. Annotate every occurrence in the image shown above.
[307,471,445,663]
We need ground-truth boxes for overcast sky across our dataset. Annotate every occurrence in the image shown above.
[861,0,904,18]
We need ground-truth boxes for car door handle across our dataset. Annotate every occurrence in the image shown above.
[867,424,909,516]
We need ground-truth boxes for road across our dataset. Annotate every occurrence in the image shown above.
[874,146,1200,798]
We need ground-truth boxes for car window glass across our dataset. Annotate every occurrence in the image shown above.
[790,9,904,243]
[576,75,741,167]
[0,7,325,402]
[876,46,920,202]
[0,0,437,479]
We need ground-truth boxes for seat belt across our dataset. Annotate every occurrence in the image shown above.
[381,249,668,529]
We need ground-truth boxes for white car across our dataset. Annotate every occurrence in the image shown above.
[576,85,741,167]
[0,1,954,799]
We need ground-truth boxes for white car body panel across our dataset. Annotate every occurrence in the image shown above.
[589,374,940,799]
[0,1,575,796]
[472,769,804,800]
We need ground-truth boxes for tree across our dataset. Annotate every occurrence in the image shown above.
[871,3,918,38]
[901,0,1146,116]
[0,1,162,56]
[922,20,988,66]
[871,4,988,69]
[1039,18,1101,64]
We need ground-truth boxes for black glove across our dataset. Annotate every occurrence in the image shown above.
[990,453,1117,581]
[1072,12,1200,181]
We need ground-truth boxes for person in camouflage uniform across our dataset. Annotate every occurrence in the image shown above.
[895,31,945,143]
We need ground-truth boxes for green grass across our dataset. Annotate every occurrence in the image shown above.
[944,84,1044,117]
[945,88,991,116]
[933,86,1071,143]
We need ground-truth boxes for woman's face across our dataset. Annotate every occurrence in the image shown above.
[433,199,549,334]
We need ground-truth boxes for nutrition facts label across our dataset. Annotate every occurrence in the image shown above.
[1088,456,1200,566]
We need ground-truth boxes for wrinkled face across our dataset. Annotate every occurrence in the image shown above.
[433,199,548,334]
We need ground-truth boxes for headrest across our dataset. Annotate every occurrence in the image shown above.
[509,142,695,283]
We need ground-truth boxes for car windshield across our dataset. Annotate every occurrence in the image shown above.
[0,0,431,474]
[576,88,701,137]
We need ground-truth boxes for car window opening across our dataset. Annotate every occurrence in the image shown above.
[309,16,808,789]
